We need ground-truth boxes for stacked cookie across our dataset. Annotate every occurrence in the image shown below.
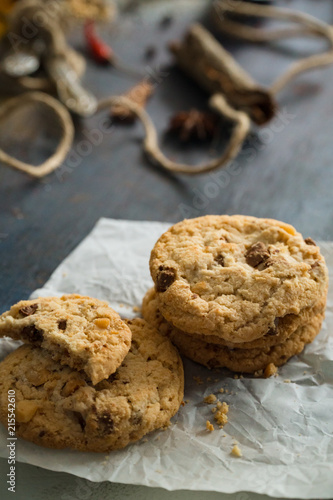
[0,294,184,452]
[143,215,328,373]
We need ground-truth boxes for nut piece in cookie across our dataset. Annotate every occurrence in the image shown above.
[0,294,132,385]
[0,319,184,452]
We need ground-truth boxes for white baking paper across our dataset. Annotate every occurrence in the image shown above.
[0,218,332,498]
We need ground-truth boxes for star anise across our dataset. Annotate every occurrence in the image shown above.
[168,109,218,142]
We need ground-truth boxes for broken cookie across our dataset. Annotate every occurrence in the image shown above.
[0,294,132,385]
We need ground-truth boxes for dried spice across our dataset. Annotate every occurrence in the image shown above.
[170,24,276,125]
[84,21,143,78]
[168,109,218,142]
[110,80,154,123]
[84,21,116,65]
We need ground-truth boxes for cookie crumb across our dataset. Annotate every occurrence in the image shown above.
[264,363,278,378]
[184,400,189,404]
[133,306,141,313]
[231,445,242,457]
[193,376,203,385]
[284,379,291,383]
[181,401,185,407]
[206,420,214,432]
[219,388,224,394]
[204,394,217,404]
[214,401,229,428]
[254,369,264,378]
[234,374,239,379]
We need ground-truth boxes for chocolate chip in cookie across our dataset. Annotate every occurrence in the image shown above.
[245,242,270,268]
[98,412,114,434]
[131,411,143,426]
[156,266,176,292]
[22,325,43,343]
[304,237,317,246]
[19,304,38,317]
[215,254,225,266]
[58,320,67,331]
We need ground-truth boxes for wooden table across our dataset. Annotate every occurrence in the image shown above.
[0,0,332,497]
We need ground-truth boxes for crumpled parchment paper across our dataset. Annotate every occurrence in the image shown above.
[0,218,332,498]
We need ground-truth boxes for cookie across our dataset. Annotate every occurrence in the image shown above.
[0,318,184,452]
[0,294,132,385]
[149,311,324,373]
[149,215,328,343]
[142,287,327,350]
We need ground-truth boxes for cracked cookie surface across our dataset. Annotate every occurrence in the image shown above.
[0,294,132,385]
[149,215,328,343]
[0,318,184,452]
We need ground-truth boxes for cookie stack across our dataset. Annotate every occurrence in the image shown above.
[0,294,184,452]
[143,215,328,373]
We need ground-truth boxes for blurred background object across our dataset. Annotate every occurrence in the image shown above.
[0,0,16,38]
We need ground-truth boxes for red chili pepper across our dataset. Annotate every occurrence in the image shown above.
[84,21,115,65]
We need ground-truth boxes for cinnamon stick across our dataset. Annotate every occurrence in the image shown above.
[170,23,276,125]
